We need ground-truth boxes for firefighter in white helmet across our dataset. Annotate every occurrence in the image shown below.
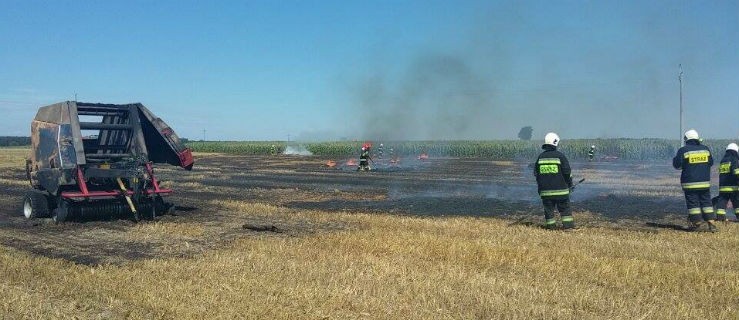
[672,129,717,231]
[534,132,575,229]
[715,143,739,222]
[588,145,595,162]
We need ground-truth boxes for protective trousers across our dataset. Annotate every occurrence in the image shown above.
[358,159,369,171]
[542,197,574,229]
[684,189,716,223]
[715,192,738,221]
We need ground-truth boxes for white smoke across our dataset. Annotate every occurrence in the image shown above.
[283,145,313,156]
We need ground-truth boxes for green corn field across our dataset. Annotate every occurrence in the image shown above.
[186,139,736,160]
[186,141,286,155]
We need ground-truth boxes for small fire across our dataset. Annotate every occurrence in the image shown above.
[326,160,337,167]
[345,159,358,166]
[418,153,429,160]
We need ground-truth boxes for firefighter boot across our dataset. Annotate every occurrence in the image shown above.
[686,220,703,232]
[706,220,719,233]
[715,209,726,222]
[561,215,575,230]
[543,218,557,230]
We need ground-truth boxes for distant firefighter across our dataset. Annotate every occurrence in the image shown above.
[588,145,595,161]
[715,143,739,222]
[358,143,372,171]
[378,143,384,159]
[672,129,717,232]
[534,132,576,230]
[389,147,399,164]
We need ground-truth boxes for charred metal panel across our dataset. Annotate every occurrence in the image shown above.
[30,121,65,193]
[60,101,72,123]
[32,122,60,170]
[67,102,87,165]
[127,104,148,157]
[35,169,63,194]
[58,124,77,169]
[137,104,193,168]
[33,102,63,123]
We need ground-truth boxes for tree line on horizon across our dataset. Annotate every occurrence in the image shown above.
[0,137,31,147]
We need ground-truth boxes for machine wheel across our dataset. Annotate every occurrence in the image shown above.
[52,199,69,223]
[142,199,157,221]
[22,191,49,219]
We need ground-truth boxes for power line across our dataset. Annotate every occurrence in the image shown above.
[679,64,683,146]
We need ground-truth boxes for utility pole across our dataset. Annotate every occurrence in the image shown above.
[202,129,206,142]
[679,64,684,146]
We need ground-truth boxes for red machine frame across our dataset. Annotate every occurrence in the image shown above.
[60,163,172,199]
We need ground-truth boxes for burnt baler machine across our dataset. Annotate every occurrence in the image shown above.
[23,101,194,222]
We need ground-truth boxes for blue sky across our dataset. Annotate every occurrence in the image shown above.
[1,0,737,140]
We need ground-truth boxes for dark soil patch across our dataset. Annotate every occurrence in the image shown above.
[0,154,730,265]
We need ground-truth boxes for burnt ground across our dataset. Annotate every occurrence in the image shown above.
[0,153,735,265]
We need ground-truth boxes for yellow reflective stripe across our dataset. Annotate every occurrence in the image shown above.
[688,208,702,214]
[683,150,710,158]
[716,209,726,214]
[681,182,710,189]
[719,186,739,192]
[545,219,557,225]
[561,216,574,222]
[540,189,570,197]
[734,168,739,175]
[702,207,714,213]
[538,158,561,164]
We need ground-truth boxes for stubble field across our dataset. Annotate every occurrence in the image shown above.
[0,148,737,319]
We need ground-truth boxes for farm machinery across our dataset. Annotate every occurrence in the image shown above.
[23,101,194,222]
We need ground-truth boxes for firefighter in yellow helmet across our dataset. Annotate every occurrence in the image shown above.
[672,129,717,232]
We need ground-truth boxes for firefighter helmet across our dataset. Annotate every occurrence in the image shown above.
[591,145,595,149]
[727,143,739,152]
[684,129,699,141]
[544,132,560,147]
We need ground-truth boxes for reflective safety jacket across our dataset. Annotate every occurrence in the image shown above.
[534,145,573,198]
[359,150,370,164]
[672,140,713,190]
[718,149,739,193]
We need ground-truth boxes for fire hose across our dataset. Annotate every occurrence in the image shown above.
[116,178,137,214]
[570,178,586,191]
